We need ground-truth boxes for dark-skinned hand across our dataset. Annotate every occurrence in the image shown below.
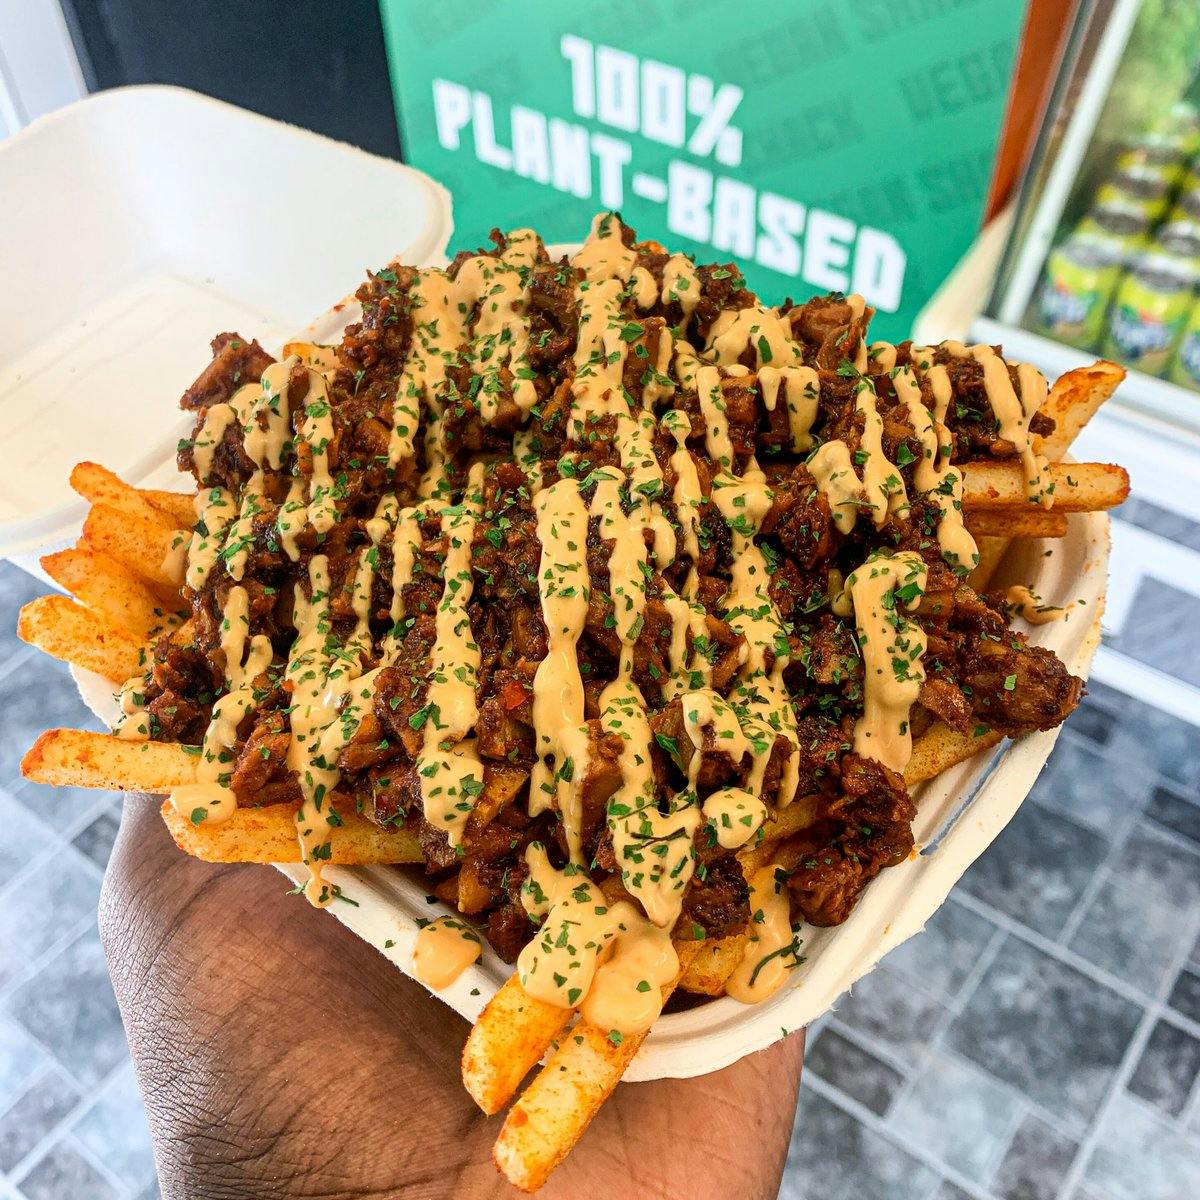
[99,796,805,1200]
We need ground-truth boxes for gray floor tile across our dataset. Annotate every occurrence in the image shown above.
[0,565,51,651]
[783,1088,940,1200]
[0,848,101,992]
[15,1134,119,1200]
[71,809,121,871]
[1144,784,1200,845]
[832,965,949,1061]
[13,780,113,836]
[1068,875,1190,994]
[1105,702,1200,794]
[1112,580,1200,688]
[0,1069,80,1173]
[1110,821,1200,913]
[883,897,998,1002]
[1167,968,1200,1023]
[1116,496,1200,552]
[805,1028,904,1117]
[958,799,1108,938]
[1126,1019,1200,1119]
[0,789,54,883]
[5,928,127,1090]
[0,657,100,791]
[993,1113,1079,1200]
[945,936,1143,1133]
[0,1018,49,1115]
[1030,732,1153,834]
[1084,1092,1200,1200]
[888,1047,1022,1184]
[72,1063,155,1191]
[1066,700,1115,748]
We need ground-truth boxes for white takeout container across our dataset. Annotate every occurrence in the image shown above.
[10,87,1107,1082]
[0,85,451,567]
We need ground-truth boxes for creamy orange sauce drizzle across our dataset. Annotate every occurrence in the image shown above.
[415,462,486,848]
[168,584,273,830]
[943,341,1051,506]
[518,845,676,1033]
[528,476,592,861]
[758,364,820,453]
[412,915,482,990]
[1005,584,1070,624]
[728,864,798,1004]
[835,551,929,773]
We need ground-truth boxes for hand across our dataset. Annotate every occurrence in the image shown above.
[100,797,805,1200]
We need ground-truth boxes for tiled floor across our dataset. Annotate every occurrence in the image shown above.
[0,497,1197,1200]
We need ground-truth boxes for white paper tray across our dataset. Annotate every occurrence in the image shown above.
[0,85,452,563]
[74,512,1105,1082]
[25,88,1106,1080]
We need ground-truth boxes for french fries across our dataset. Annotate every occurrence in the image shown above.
[162,800,423,865]
[12,270,1127,1193]
[40,547,176,644]
[23,728,198,791]
[82,503,182,590]
[961,461,1129,512]
[17,595,147,683]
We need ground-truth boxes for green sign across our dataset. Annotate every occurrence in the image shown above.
[381,0,1025,341]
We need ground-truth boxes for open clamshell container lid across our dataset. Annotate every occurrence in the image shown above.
[0,86,452,559]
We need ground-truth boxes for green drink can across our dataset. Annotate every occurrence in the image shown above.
[1037,235,1126,349]
[1154,221,1200,272]
[1169,298,1200,389]
[1095,167,1175,221]
[1104,253,1197,376]
[1077,202,1151,247]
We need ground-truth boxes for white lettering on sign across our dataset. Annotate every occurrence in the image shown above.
[428,38,908,312]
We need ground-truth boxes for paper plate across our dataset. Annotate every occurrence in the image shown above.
[66,240,1107,1082]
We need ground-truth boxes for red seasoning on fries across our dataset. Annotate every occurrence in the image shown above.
[16,213,1127,1191]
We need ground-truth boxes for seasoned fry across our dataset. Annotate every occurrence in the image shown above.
[40,547,178,642]
[282,340,340,375]
[961,461,1129,512]
[463,978,574,1115]
[905,722,1004,787]
[967,535,1011,592]
[965,510,1069,539]
[161,800,423,864]
[82,503,182,590]
[140,488,197,529]
[17,595,146,683]
[70,462,178,531]
[1035,361,1125,461]
[679,933,748,996]
[22,729,198,791]
[493,943,701,1193]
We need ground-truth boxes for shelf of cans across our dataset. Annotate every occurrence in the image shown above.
[1037,105,1200,391]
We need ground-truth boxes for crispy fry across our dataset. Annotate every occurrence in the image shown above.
[678,933,748,996]
[70,462,177,531]
[493,942,702,1193]
[1035,361,1125,461]
[967,535,1010,592]
[82,503,182,590]
[965,510,1069,539]
[463,977,574,1116]
[905,722,1003,787]
[161,800,423,864]
[17,595,146,683]
[40,547,179,642]
[282,340,341,376]
[22,729,198,791]
[961,462,1128,512]
[140,488,197,529]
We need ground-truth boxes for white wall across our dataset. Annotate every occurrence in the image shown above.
[0,0,84,135]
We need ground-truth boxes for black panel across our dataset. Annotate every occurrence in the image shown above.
[61,0,403,159]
